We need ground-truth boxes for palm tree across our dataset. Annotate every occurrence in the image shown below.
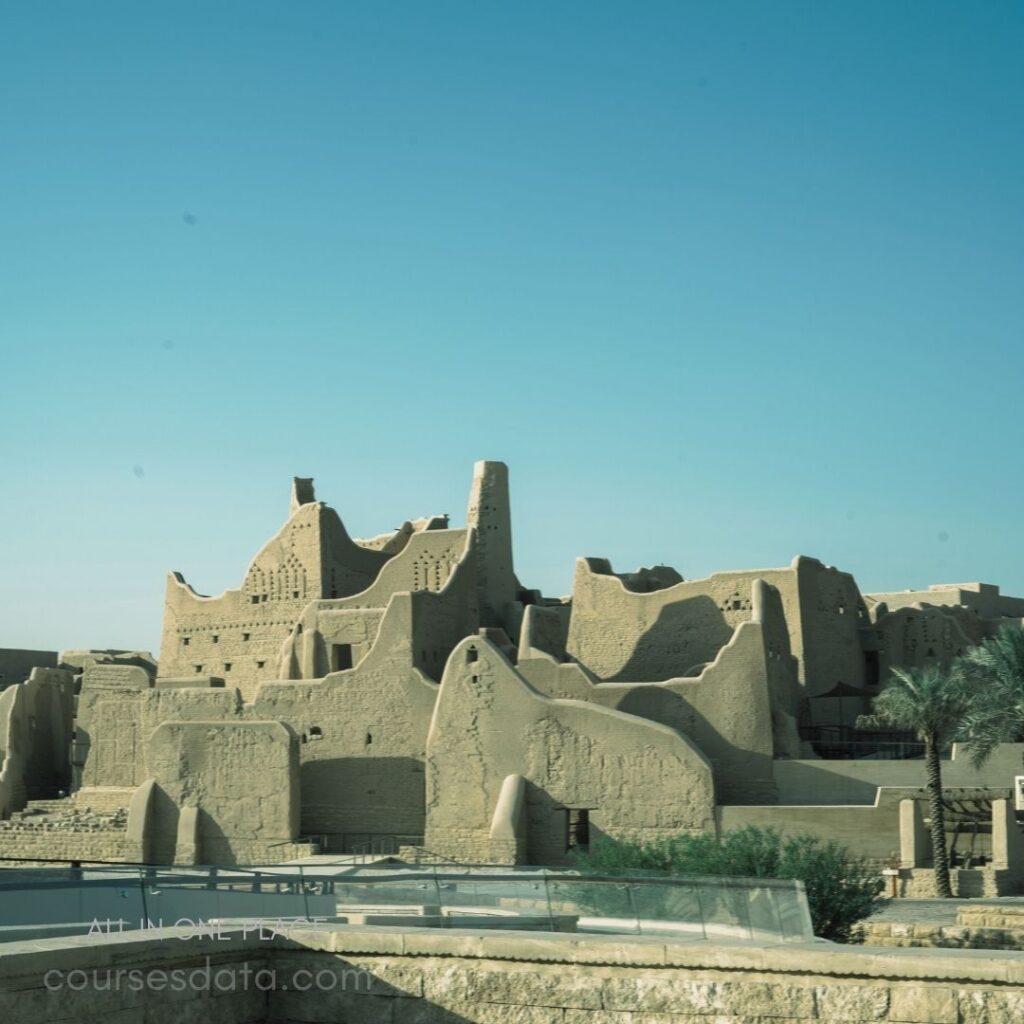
[958,624,1024,767]
[857,665,973,899]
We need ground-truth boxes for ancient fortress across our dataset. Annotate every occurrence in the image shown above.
[2,461,1023,882]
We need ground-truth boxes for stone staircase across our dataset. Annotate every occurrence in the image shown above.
[0,797,128,834]
[17,798,78,815]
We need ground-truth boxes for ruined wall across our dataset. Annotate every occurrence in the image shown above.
[0,649,57,689]
[321,528,471,610]
[792,556,869,703]
[58,649,158,674]
[75,558,478,854]
[870,604,983,680]
[522,579,800,804]
[565,555,869,723]
[159,494,392,699]
[517,603,571,662]
[146,719,300,864]
[867,581,1024,620]
[565,557,743,681]
[425,636,715,864]
[75,665,240,794]
[277,529,476,680]
[0,668,75,817]
[252,593,445,847]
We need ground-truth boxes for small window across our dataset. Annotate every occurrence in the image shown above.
[331,644,353,671]
[365,731,373,745]
[567,809,591,852]
[223,663,232,672]
[250,596,260,605]
[308,726,323,741]
[212,635,219,644]
[181,637,190,646]
[194,665,203,674]
[242,633,250,642]
[261,594,269,603]
[864,650,880,688]
[467,648,479,663]
[256,660,266,669]
[292,591,300,599]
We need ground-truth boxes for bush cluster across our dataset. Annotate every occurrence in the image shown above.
[572,825,887,943]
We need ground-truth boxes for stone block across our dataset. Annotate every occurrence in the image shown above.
[602,976,816,1017]
[815,983,891,1021]
[421,962,604,1009]
[959,989,1024,1024]
[889,985,958,1023]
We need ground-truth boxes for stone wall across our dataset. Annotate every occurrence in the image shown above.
[863,920,1024,950]
[3,924,1024,1023]
[0,830,130,865]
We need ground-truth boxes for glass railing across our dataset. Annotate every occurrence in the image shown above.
[0,863,814,945]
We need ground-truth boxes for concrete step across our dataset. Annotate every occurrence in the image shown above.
[22,799,77,813]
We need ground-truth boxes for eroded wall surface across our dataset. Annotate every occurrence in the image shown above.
[252,592,454,845]
[159,493,393,699]
[424,637,715,863]
[0,668,74,816]
[146,719,300,864]
[563,555,868,714]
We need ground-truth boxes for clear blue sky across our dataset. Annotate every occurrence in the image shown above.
[2,1,1022,655]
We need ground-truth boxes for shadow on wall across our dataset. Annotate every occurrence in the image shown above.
[299,757,426,841]
[197,807,258,864]
[615,689,774,806]
[522,778,616,867]
[268,967,476,1022]
[608,596,736,683]
[525,778,571,866]
[147,785,183,865]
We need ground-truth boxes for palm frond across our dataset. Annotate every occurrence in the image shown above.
[856,664,973,744]
[955,624,1024,767]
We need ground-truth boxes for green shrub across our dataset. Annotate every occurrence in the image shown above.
[571,826,887,943]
